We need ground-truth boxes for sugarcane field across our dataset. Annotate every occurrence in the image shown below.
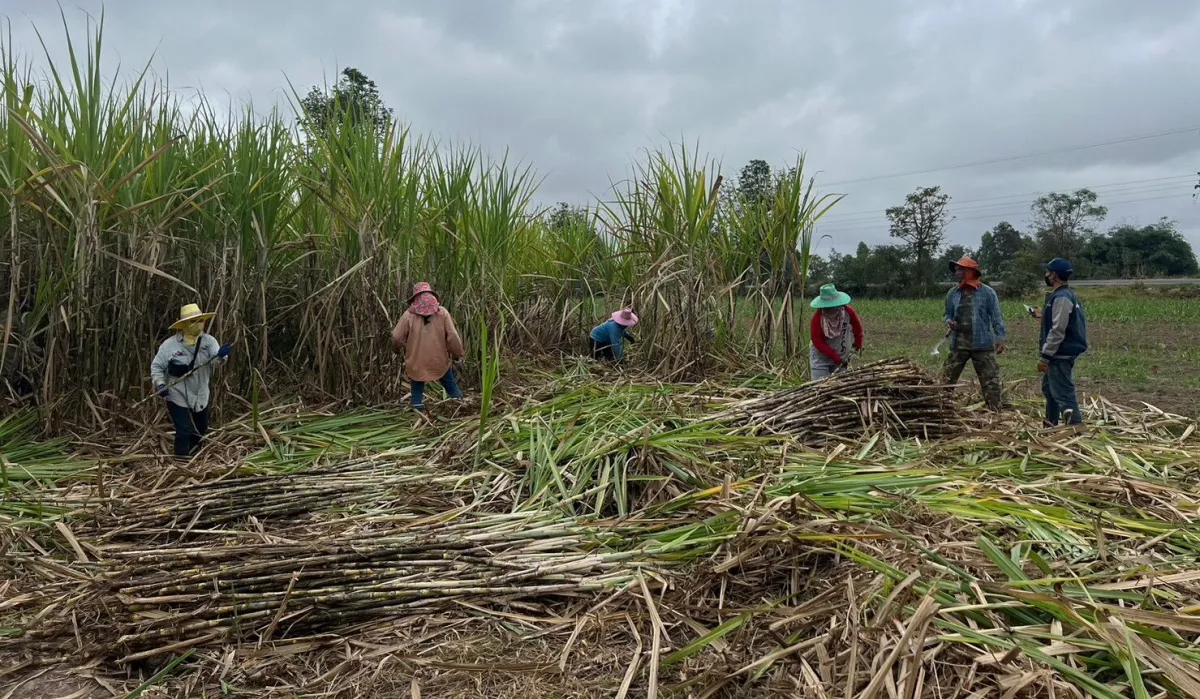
[4,9,1200,699]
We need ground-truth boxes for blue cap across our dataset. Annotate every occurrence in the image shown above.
[1043,258,1073,278]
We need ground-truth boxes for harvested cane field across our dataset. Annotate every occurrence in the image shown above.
[5,359,1200,698]
[5,18,1200,699]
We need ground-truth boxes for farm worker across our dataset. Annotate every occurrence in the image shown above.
[1034,258,1088,426]
[391,282,465,411]
[589,307,638,361]
[150,303,231,458]
[942,256,1007,411]
[809,284,864,380]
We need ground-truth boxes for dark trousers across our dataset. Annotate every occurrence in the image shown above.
[943,348,1003,411]
[1043,358,1082,426]
[589,339,616,361]
[167,402,210,457]
[411,368,462,410]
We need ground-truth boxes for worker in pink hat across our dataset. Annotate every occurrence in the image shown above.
[588,307,638,361]
[391,282,465,411]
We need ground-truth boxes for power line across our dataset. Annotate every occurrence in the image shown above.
[817,174,1197,223]
[820,126,1200,187]
[818,192,1191,236]
[817,181,1193,228]
[819,184,1189,228]
[816,193,1194,237]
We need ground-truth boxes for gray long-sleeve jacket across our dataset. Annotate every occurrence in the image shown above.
[149,333,226,411]
[1040,296,1074,358]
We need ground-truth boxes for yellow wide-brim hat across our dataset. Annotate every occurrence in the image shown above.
[169,303,216,331]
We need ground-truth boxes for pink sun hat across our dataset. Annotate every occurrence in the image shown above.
[407,282,440,316]
[611,307,638,327]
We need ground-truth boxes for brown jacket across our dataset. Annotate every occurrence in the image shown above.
[392,308,465,382]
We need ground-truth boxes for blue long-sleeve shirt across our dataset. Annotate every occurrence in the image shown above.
[943,284,1007,351]
[589,320,630,359]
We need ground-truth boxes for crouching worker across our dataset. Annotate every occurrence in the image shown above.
[392,282,465,411]
[150,304,231,458]
[809,284,863,379]
[589,308,638,361]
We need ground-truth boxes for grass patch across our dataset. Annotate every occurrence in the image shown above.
[848,291,1200,412]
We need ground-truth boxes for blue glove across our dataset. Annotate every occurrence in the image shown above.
[217,344,231,359]
[157,384,169,398]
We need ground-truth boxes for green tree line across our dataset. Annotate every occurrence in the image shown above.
[552,160,1199,299]
[819,184,1197,298]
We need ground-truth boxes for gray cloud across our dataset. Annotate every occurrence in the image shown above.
[6,0,1200,252]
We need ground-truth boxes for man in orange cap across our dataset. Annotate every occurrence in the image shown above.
[942,256,1007,411]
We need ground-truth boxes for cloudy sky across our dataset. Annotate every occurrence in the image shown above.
[6,0,1200,256]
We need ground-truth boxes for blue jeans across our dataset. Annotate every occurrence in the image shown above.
[411,368,462,410]
[167,402,209,457]
[1042,358,1082,426]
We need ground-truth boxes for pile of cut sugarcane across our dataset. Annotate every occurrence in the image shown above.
[7,511,674,665]
[8,380,1200,697]
[92,460,491,538]
[714,358,959,441]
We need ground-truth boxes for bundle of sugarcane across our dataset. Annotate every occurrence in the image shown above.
[90,460,491,539]
[711,358,958,441]
[3,511,669,665]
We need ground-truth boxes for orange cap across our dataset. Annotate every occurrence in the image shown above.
[949,256,981,274]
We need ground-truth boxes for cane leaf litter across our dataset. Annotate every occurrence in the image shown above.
[5,362,1200,697]
[2,15,1200,699]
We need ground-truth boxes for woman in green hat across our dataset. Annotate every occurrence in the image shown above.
[810,283,864,379]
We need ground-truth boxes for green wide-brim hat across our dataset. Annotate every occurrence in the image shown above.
[810,283,851,309]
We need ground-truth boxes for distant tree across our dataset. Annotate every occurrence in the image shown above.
[865,245,914,297]
[827,243,868,295]
[977,221,1039,295]
[1000,247,1043,298]
[1030,189,1106,263]
[977,222,1026,274]
[886,186,952,296]
[829,243,913,298]
[300,67,393,136]
[736,159,773,210]
[547,202,592,232]
[1084,218,1199,278]
[804,254,831,295]
[722,158,821,291]
[544,202,606,295]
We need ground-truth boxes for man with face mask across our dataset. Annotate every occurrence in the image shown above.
[150,304,231,457]
[1034,258,1088,426]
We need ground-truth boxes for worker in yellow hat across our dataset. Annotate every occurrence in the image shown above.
[149,303,231,457]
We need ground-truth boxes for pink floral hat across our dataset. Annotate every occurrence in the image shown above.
[611,307,638,327]
[407,282,440,316]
